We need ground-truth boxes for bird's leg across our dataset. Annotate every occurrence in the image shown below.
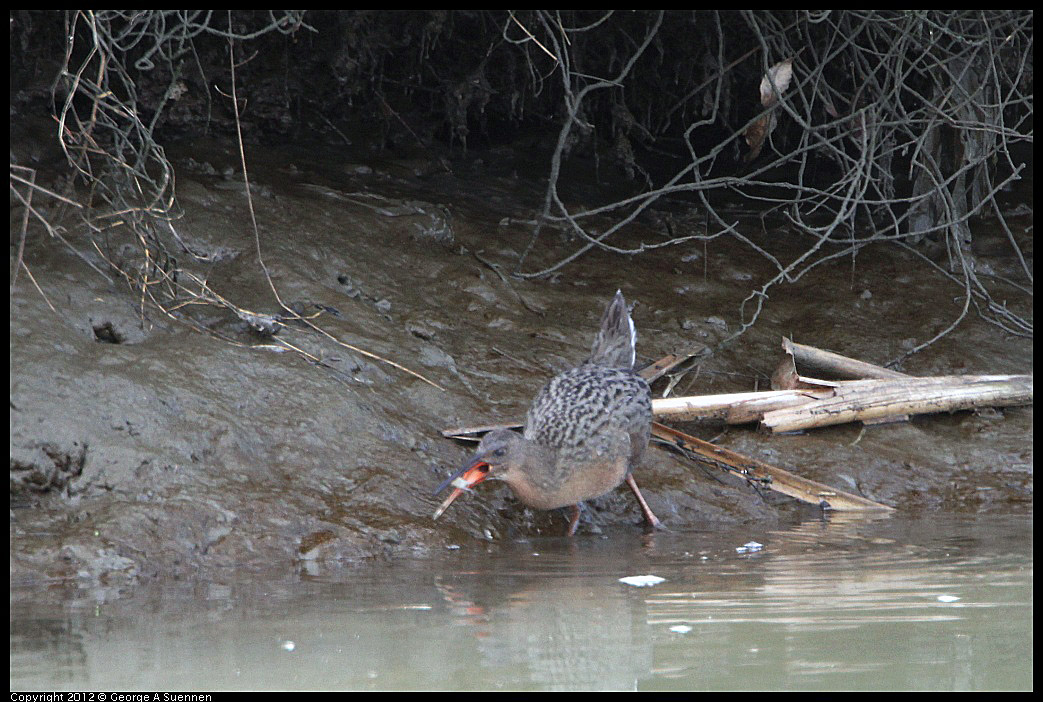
[625,474,664,530]
[566,502,584,536]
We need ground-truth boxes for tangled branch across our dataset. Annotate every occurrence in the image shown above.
[508,10,1032,353]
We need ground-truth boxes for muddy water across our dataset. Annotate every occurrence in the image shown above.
[10,513,1031,691]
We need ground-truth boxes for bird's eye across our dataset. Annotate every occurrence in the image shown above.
[492,447,506,458]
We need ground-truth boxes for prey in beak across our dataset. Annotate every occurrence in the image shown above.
[431,457,490,520]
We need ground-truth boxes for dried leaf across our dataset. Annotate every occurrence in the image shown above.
[743,112,775,163]
[759,57,794,107]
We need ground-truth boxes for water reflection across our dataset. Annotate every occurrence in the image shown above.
[10,513,1032,691]
[434,565,652,690]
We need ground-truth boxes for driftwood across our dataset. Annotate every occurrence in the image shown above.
[658,341,1032,432]
[651,422,891,511]
[771,337,913,424]
[653,389,834,424]
[762,374,1033,432]
[776,338,909,383]
[654,374,1033,431]
[640,351,699,382]
[769,340,1032,430]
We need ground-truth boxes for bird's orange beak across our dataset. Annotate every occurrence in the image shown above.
[432,458,490,520]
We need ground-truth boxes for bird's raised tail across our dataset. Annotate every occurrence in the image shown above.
[586,290,637,370]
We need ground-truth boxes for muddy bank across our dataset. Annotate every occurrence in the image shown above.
[9,133,1032,585]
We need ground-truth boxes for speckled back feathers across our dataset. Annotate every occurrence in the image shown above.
[522,290,651,473]
[524,366,651,460]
